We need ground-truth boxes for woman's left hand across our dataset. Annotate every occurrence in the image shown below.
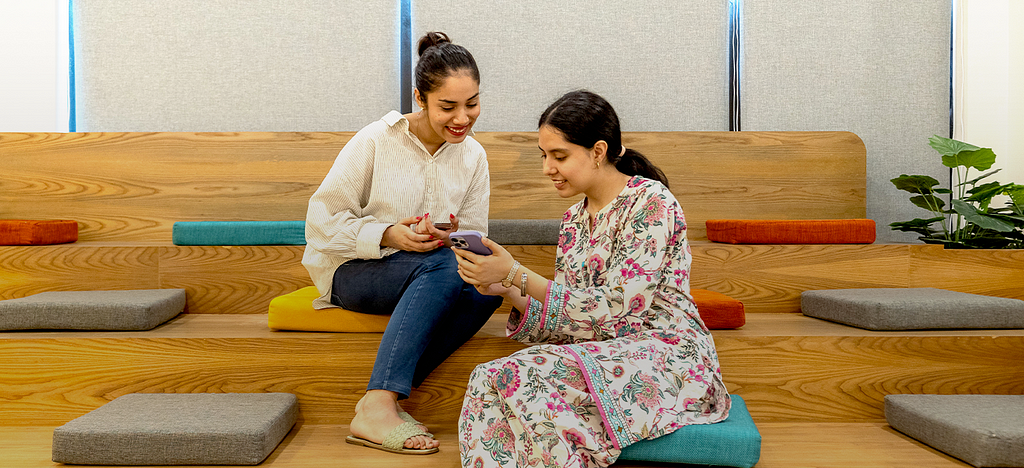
[452,236,515,286]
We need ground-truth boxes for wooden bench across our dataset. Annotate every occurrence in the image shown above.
[3,131,1023,468]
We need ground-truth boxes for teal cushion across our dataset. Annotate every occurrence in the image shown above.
[172,221,305,246]
[617,395,761,468]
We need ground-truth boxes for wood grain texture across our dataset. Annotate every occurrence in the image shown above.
[716,334,1024,422]
[909,245,1024,300]
[0,422,973,468]
[0,332,525,426]
[0,245,159,300]
[2,132,348,242]
[3,131,865,242]
[1,315,1021,426]
[690,243,912,313]
[159,246,310,314]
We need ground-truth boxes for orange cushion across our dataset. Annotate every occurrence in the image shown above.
[267,286,390,332]
[0,220,78,245]
[706,219,876,244]
[692,289,746,329]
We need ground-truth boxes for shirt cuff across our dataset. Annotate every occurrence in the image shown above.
[507,294,545,342]
[355,222,393,259]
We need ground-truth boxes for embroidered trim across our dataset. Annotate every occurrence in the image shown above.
[508,296,544,341]
[543,282,566,335]
[563,344,634,450]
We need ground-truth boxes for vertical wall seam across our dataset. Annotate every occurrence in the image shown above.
[728,0,742,131]
[400,0,412,114]
[69,0,76,132]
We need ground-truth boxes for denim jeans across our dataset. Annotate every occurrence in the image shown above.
[331,248,502,398]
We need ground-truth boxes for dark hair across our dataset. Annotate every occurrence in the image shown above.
[538,90,669,188]
[415,32,480,96]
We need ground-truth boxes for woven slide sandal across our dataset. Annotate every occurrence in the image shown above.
[345,421,439,455]
[398,411,433,437]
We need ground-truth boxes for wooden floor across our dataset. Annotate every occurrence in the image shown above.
[2,422,970,468]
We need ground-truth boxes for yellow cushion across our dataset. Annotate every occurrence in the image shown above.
[267,287,390,332]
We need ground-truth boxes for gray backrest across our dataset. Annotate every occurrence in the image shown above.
[741,0,951,242]
[412,1,732,131]
[72,0,400,131]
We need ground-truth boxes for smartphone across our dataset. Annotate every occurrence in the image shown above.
[432,222,453,231]
[449,230,492,255]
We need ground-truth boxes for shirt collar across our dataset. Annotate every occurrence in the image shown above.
[382,110,406,128]
[381,110,476,137]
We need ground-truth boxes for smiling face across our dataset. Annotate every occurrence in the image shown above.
[414,71,480,149]
[539,124,603,198]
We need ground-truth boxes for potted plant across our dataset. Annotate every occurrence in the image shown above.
[890,135,1024,248]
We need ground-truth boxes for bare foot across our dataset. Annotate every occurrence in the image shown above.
[350,390,439,450]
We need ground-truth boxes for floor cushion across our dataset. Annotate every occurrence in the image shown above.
[0,219,78,245]
[487,219,561,245]
[886,394,1024,467]
[693,289,746,329]
[618,394,761,467]
[268,286,390,332]
[52,393,298,465]
[0,289,186,331]
[706,219,876,244]
[269,287,745,333]
[801,288,1024,330]
[172,221,306,245]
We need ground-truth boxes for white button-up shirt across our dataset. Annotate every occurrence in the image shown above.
[303,111,491,309]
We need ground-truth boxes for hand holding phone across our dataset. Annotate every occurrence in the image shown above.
[449,230,492,255]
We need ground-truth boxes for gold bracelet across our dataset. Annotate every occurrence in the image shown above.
[502,260,520,288]
[520,272,528,297]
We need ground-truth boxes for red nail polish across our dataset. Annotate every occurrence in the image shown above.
[449,214,455,219]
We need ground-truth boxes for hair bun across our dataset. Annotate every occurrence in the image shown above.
[417,31,451,57]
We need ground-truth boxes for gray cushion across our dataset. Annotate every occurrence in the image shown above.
[886,395,1024,468]
[0,289,186,331]
[52,393,299,466]
[488,219,561,245]
[801,288,1024,330]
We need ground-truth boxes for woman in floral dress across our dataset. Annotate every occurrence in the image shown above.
[452,90,731,468]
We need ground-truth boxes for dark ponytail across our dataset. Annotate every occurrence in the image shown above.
[415,32,480,95]
[538,90,669,188]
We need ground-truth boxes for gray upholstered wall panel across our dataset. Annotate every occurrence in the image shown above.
[73,0,400,132]
[741,0,951,243]
[412,1,730,132]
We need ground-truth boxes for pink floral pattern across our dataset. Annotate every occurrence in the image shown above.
[460,177,730,468]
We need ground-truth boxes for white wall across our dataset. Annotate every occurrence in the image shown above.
[955,0,1024,188]
[0,0,69,132]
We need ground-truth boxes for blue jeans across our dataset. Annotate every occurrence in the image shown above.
[331,248,502,398]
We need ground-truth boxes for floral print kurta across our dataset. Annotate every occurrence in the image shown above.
[459,176,731,468]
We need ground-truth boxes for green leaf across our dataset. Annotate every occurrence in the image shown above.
[889,217,945,236]
[1005,185,1024,210]
[960,168,1002,186]
[934,188,952,194]
[966,182,1009,209]
[891,174,940,194]
[909,195,945,212]
[951,199,1016,232]
[942,148,997,171]
[929,135,980,156]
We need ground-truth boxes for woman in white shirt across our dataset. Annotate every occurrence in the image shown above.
[302,31,501,455]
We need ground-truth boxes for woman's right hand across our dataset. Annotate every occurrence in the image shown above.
[381,215,445,252]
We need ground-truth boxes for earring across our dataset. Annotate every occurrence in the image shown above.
[594,160,600,169]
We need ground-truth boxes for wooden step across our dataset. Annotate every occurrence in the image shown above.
[2,131,867,243]
[0,422,972,467]
[1,314,1020,427]
[3,242,1021,314]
